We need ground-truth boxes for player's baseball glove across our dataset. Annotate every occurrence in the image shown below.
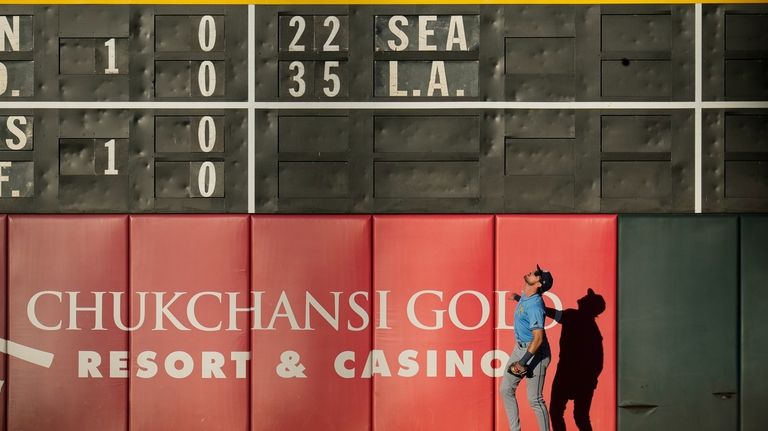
[507,362,527,377]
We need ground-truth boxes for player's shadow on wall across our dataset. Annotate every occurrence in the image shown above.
[546,289,605,431]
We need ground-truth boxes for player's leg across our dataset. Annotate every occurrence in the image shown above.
[500,348,524,431]
[526,354,551,431]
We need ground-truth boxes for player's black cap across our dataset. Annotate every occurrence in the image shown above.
[535,264,554,292]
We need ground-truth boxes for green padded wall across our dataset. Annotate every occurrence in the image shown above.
[740,216,768,431]
[618,216,739,430]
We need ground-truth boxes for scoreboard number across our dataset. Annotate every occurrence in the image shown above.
[198,116,216,153]
[104,139,119,175]
[155,115,225,153]
[279,15,349,99]
[288,61,305,97]
[198,15,217,52]
[288,16,306,52]
[154,114,226,200]
[322,61,340,97]
[198,60,217,97]
[321,16,341,52]
[197,161,216,197]
[104,38,119,74]
[283,15,347,53]
[281,60,347,98]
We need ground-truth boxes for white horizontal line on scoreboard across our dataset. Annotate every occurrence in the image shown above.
[0,102,250,109]
[0,101,767,110]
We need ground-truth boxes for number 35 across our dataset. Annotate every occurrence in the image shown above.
[287,61,342,98]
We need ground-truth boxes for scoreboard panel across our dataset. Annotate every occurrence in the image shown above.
[0,5,247,101]
[253,108,696,213]
[0,3,763,213]
[0,108,247,212]
[252,4,698,102]
[703,3,768,101]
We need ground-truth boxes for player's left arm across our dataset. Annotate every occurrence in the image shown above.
[528,328,544,354]
[512,329,544,375]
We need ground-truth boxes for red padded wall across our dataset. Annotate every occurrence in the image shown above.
[1,214,618,431]
[8,215,128,431]
[494,215,616,431]
[0,217,6,431]
[250,216,372,431]
[129,215,249,431]
[373,215,494,431]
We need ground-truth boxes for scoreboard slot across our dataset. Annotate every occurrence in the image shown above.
[0,160,32,198]
[155,160,225,199]
[374,60,477,97]
[0,60,32,98]
[59,38,129,75]
[155,60,225,98]
[155,15,225,53]
[155,115,225,153]
[0,115,32,151]
[0,15,33,52]
[59,138,128,176]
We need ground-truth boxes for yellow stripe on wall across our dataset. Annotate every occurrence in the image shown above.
[0,0,765,5]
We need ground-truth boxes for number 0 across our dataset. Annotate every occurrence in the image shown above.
[198,161,216,197]
[198,61,216,97]
[198,15,216,52]
[198,116,216,152]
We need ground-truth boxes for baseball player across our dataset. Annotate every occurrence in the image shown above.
[500,264,554,431]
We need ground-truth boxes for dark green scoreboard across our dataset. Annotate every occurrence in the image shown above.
[0,4,765,213]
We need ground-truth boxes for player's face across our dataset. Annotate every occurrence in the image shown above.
[524,269,541,285]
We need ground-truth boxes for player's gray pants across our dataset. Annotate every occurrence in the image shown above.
[500,341,551,431]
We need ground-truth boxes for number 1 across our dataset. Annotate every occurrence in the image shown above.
[104,38,119,74]
[104,139,118,175]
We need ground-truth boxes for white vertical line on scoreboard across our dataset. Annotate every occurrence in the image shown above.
[695,3,703,214]
[248,4,256,214]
